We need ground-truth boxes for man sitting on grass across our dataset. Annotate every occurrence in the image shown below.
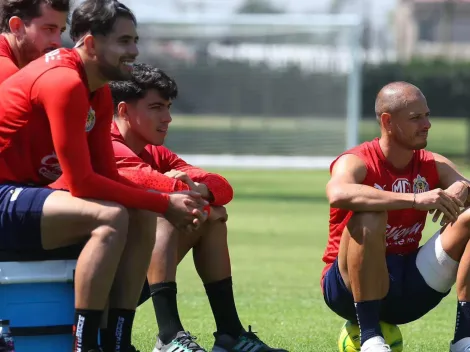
[108,62,289,352]
[322,81,470,352]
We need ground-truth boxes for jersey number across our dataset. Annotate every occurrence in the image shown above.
[44,49,61,63]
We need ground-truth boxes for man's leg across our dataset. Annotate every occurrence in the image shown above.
[414,209,470,351]
[192,220,244,339]
[337,211,389,350]
[35,189,130,352]
[147,216,203,346]
[191,217,287,352]
[100,209,157,352]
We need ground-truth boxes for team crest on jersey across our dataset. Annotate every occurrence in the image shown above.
[86,107,96,132]
[413,174,429,193]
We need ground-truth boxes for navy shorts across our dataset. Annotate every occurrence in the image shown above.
[322,250,450,325]
[0,183,55,251]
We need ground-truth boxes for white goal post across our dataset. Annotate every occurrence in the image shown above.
[134,11,364,169]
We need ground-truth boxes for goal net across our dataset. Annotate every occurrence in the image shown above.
[136,13,363,169]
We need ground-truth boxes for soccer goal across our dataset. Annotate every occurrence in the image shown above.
[136,12,364,169]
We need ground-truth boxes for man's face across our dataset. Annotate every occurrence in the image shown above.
[388,93,431,150]
[94,17,139,81]
[20,3,67,63]
[126,89,173,146]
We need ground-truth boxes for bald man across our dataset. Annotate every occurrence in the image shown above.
[321,81,470,352]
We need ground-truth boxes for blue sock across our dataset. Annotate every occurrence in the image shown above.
[355,300,383,346]
[454,301,470,343]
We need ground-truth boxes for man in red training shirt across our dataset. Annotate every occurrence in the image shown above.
[322,81,470,352]
[0,1,208,352]
[109,63,288,352]
[0,0,69,84]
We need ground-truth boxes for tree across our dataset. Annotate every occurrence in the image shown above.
[237,0,284,14]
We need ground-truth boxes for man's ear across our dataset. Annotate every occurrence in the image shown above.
[82,34,97,57]
[380,112,392,133]
[117,101,129,121]
[8,16,26,36]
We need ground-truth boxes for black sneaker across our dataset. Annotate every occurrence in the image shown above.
[212,326,288,352]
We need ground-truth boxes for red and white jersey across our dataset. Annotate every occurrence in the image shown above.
[321,138,440,284]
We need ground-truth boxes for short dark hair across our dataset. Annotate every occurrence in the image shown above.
[70,0,136,42]
[0,0,70,33]
[109,63,179,113]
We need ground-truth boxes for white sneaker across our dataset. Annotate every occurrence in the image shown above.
[361,337,392,352]
[450,337,470,352]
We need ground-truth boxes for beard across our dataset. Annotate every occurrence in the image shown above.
[19,37,42,64]
[393,133,427,151]
[20,37,56,64]
[96,55,132,82]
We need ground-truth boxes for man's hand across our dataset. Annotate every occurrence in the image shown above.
[428,181,470,225]
[164,191,209,232]
[165,170,212,200]
[414,188,464,226]
[208,206,228,222]
[165,170,193,184]
[445,180,470,204]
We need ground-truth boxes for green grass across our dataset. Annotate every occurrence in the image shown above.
[132,168,469,351]
[165,114,470,160]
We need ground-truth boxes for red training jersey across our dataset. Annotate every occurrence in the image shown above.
[321,138,440,286]
[0,35,19,84]
[0,48,170,214]
[111,122,234,206]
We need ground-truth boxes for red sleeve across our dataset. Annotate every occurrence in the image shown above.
[86,86,121,181]
[33,68,170,213]
[157,146,234,206]
[113,140,191,193]
[0,57,19,85]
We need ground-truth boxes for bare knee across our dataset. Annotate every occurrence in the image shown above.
[205,219,228,237]
[347,211,387,244]
[455,207,470,231]
[92,203,129,246]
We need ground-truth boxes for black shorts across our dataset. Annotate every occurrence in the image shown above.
[0,184,55,251]
[0,183,84,261]
[322,250,450,325]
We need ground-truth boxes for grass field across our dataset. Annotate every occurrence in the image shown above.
[131,168,466,352]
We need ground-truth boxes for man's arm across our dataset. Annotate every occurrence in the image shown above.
[86,86,121,181]
[326,153,415,211]
[34,69,171,214]
[433,152,470,204]
[113,141,191,193]
[434,152,470,188]
[157,146,234,206]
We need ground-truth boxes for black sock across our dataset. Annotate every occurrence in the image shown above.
[454,301,470,343]
[73,309,103,352]
[100,309,135,352]
[150,282,184,344]
[204,277,244,338]
[355,300,383,346]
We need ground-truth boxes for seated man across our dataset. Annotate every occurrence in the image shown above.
[322,81,470,352]
[0,1,207,352]
[109,63,288,352]
[0,0,69,84]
